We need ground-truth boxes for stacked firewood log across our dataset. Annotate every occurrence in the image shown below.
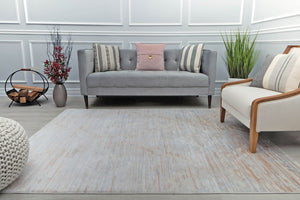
[7,85,43,103]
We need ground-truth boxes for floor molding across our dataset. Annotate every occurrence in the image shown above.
[0,85,224,97]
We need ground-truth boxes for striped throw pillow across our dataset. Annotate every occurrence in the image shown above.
[179,44,204,73]
[263,54,300,93]
[93,44,121,72]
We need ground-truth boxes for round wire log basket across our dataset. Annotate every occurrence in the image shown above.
[5,68,49,107]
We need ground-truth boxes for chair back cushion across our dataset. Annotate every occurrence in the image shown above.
[263,54,300,92]
[120,49,137,70]
[93,44,121,72]
[250,55,275,88]
[289,47,300,54]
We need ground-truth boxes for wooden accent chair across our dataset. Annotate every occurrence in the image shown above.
[220,45,300,153]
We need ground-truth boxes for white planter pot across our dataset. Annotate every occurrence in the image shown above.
[228,78,245,82]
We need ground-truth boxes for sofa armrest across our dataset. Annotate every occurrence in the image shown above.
[251,88,300,132]
[201,50,217,95]
[77,49,94,95]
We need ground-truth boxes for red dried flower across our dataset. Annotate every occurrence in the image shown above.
[43,45,72,84]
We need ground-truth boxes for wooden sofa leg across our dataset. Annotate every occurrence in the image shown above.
[208,95,212,109]
[220,107,226,122]
[249,129,259,153]
[84,95,88,109]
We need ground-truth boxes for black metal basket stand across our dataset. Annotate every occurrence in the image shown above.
[5,68,49,107]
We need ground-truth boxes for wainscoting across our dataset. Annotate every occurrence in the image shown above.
[0,0,299,95]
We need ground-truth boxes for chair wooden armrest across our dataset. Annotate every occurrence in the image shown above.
[283,45,300,54]
[221,78,254,91]
[249,88,300,153]
[252,88,300,107]
[251,88,300,130]
[220,78,254,124]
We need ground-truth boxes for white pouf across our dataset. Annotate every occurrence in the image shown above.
[0,117,29,190]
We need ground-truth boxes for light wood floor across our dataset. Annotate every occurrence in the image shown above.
[0,95,299,200]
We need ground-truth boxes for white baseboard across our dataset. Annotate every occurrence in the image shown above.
[47,87,81,96]
[214,88,222,96]
[0,80,226,97]
[214,80,227,96]
[0,87,81,97]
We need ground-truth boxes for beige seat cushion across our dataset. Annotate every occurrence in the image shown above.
[222,85,281,120]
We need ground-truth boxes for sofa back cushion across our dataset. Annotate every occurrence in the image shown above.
[119,49,181,71]
[250,55,275,88]
[120,50,137,70]
[290,47,300,54]
[164,49,180,71]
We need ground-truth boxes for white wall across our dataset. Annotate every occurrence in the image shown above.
[0,0,299,95]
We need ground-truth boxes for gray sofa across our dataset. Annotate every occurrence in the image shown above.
[78,49,217,109]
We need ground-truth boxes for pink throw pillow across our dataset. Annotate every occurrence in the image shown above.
[135,43,166,71]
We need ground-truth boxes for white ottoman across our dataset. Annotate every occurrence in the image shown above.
[0,117,29,190]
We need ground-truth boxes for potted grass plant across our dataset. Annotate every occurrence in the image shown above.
[221,29,259,80]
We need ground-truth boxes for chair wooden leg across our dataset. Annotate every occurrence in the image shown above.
[84,95,88,109]
[249,128,259,153]
[220,107,226,122]
[208,95,212,109]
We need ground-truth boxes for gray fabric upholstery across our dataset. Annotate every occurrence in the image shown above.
[87,71,208,88]
[120,50,137,70]
[77,48,217,97]
[87,87,208,96]
[77,49,94,95]
[164,49,180,71]
[250,55,275,88]
[201,50,217,95]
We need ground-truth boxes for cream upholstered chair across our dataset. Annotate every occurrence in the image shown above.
[220,45,300,153]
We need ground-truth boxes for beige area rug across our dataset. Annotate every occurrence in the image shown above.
[3,109,300,193]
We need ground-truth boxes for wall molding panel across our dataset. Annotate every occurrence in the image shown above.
[188,0,244,26]
[256,39,300,43]
[188,41,223,45]
[252,24,300,35]
[28,40,80,84]
[73,41,125,48]
[0,0,20,24]
[0,40,26,83]
[0,0,299,95]
[0,29,226,36]
[129,41,183,49]
[29,40,124,83]
[251,12,300,25]
[251,0,300,24]
[129,0,183,26]
[24,0,123,26]
[0,27,299,37]
[28,40,48,84]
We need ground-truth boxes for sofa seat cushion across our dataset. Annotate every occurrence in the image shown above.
[222,85,281,119]
[87,71,208,88]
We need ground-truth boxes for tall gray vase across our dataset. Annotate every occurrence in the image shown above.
[53,83,67,107]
